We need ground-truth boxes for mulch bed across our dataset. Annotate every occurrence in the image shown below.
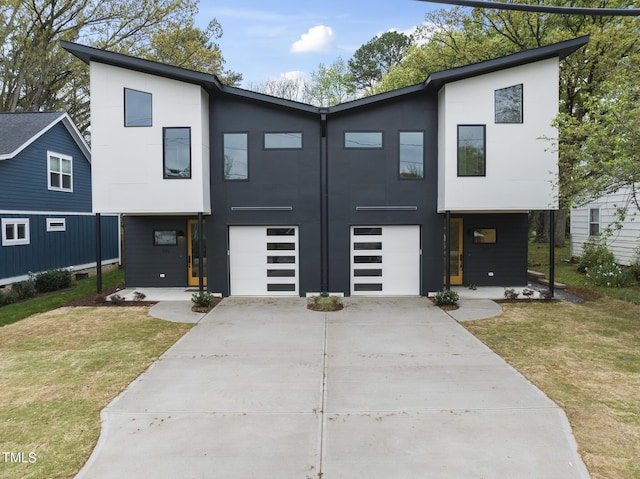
[65,285,157,307]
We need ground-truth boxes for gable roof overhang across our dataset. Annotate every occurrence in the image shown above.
[0,111,91,162]
[62,35,589,117]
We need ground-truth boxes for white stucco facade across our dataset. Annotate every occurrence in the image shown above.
[90,62,210,214]
[437,58,559,213]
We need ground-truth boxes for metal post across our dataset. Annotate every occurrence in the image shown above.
[198,212,204,294]
[445,211,451,290]
[96,213,102,293]
[320,113,329,297]
[549,210,555,298]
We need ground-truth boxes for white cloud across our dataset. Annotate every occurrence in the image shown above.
[291,25,334,53]
[281,70,306,81]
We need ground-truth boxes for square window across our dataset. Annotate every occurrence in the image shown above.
[124,88,152,127]
[473,228,497,244]
[264,132,302,149]
[2,218,30,246]
[163,127,191,179]
[224,133,248,180]
[495,84,523,124]
[457,125,486,176]
[48,152,73,192]
[589,208,600,236]
[399,131,424,179]
[345,132,383,149]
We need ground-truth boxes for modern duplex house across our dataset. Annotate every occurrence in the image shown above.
[0,112,120,286]
[62,36,588,296]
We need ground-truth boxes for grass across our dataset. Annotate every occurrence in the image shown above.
[0,306,193,479]
[307,295,344,311]
[463,299,640,479]
[528,241,640,304]
[0,269,125,327]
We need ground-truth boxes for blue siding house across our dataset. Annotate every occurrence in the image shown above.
[0,112,120,286]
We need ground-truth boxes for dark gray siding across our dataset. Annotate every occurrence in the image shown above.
[0,213,118,280]
[123,216,189,287]
[326,93,443,295]
[458,213,529,286]
[0,122,92,212]
[208,96,322,296]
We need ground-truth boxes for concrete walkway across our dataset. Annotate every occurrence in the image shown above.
[76,297,589,479]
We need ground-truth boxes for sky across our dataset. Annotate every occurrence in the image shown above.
[195,0,445,87]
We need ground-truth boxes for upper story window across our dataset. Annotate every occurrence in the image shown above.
[345,132,383,149]
[264,132,302,149]
[589,208,600,236]
[163,127,191,179]
[495,84,523,124]
[48,151,73,192]
[2,218,30,246]
[457,125,486,177]
[224,133,248,180]
[124,88,152,127]
[399,131,424,179]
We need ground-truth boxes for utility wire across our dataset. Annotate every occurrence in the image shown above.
[416,0,640,16]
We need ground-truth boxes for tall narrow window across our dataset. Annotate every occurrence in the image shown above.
[124,88,152,127]
[399,131,424,179]
[2,218,30,246]
[457,125,486,177]
[589,208,600,236]
[495,84,523,124]
[48,152,73,191]
[224,133,248,180]
[163,127,191,179]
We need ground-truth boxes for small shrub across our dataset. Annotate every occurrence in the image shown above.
[504,288,519,300]
[34,269,72,293]
[630,261,640,281]
[191,292,214,308]
[585,263,635,288]
[0,288,18,306]
[577,239,615,273]
[110,293,125,305]
[11,280,37,301]
[433,289,459,306]
[307,295,343,312]
[132,291,146,302]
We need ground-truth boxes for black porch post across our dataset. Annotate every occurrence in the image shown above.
[96,213,102,293]
[549,209,555,298]
[320,113,329,297]
[445,210,451,290]
[198,212,204,294]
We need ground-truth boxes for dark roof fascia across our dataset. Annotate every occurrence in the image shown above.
[61,41,224,92]
[219,85,319,114]
[425,35,589,91]
[327,84,425,114]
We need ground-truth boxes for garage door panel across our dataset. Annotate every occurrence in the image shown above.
[229,226,299,296]
[351,225,420,296]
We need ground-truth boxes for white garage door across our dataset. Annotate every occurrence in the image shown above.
[229,226,299,296]
[351,225,420,295]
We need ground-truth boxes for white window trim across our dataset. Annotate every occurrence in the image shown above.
[46,218,66,232]
[589,208,600,236]
[2,218,30,246]
[48,151,73,192]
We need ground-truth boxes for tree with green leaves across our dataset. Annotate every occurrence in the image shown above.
[304,57,356,107]
[0,0,240,134]
[348,30,414,93]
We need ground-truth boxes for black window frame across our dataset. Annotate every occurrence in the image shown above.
[163,127,192,179]
[457,125,486,177]
[263,132,303,150]
[399,131,424,180]
[223,132,249,181]
[344,131,383,149]
[495,84,523,124]
[124,88,152,127]
[472,228,498,244]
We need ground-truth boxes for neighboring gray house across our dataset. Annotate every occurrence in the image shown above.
[0,112,120,285]
[571,187,640,266]
[62,36,588,296]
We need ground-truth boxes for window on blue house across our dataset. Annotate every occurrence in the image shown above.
[48,152,73,191]
[399,131,424,179]
[124,88,152,127]
[2,218,30,246]
[163,127,191,179]
[457,125,486,176]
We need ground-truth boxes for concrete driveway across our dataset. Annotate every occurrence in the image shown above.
[76,296,589,478]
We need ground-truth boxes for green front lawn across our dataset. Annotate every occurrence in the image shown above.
[0,269,125,327]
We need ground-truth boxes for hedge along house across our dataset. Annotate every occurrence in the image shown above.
[0,112,120,286]
[62,36,588,297]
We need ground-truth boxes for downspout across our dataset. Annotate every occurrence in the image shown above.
[96,213,102,293]
[549,209,555,298]
[320,112,329,296]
